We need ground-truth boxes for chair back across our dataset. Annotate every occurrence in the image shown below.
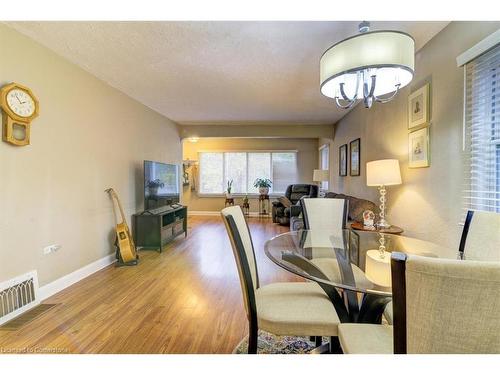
[301,198,348,233]
[221,206,259,320]
[391,252,500,354]
[459,210,500,261]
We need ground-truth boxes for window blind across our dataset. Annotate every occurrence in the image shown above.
[198,151,297,195]
[463,43,500,215]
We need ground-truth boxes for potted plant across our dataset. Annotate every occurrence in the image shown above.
[253,178,272,195]
[226,179,234,198]
[147,179,164,196]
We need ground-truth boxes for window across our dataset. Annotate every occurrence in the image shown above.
[198,151,297,195]
[199,153,223,194]
[463,44,500,214]
[319,144,330,191]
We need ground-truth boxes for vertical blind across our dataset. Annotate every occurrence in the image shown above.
[199,151,297,194]
[463,43,500,214]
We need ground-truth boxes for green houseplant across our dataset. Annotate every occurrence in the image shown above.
[147,179,165,196]
[253,178,272,195]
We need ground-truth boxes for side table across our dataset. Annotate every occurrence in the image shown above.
[258,194,270,217]
[224,198,235,207]
[350,221,404,257]
[350,222,403,235]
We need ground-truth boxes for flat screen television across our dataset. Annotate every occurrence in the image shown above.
[144,160,180,210]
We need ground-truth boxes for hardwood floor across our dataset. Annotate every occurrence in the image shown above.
[0,215,298,354]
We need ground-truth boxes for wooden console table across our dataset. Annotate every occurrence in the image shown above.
[133,205,187,253]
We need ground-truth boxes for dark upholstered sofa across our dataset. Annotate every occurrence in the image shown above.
[289,191,379,231]
[272,184,319,226]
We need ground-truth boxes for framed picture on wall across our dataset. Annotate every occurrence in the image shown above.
[349,138,361,176]
[408,127,430,168]
[408,83,430,129]
[339,144,347,176]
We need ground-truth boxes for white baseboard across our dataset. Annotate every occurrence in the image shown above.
[38,253,116,301]
[188,210,269,218]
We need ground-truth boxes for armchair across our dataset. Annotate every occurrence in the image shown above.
[272,184,318,226]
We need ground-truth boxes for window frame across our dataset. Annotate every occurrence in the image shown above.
[319,144,330,191]
[197,150,298,197]
[460,39,500,219]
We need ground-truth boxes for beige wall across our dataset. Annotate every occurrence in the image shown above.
[0,24,181,286]
[330,22,500,255]
[182,137,319,212]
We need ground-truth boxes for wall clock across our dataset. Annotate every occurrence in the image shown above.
[0,82,39,146]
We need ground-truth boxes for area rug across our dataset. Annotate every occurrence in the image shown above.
[233,332,323,354]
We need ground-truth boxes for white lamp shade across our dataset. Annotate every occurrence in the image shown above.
[366,159,402,186]
[320,31,414,98]
[365,250,392,287]
[313,169,329,182]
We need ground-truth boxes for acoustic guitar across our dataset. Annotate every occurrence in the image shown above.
[105,188,138,264]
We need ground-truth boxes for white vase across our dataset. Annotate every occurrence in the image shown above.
[226,193,233,199]
[258,187,269,195]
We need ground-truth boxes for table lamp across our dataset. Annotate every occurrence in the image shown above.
[366,159,402,229]
[313,169,329,197]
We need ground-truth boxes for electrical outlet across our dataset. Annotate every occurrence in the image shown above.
[43,244,61,255]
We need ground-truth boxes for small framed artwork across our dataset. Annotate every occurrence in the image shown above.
[339,144,348,176]
[408,127,430,168]
[408,83,430,130]
[350,138,361,176]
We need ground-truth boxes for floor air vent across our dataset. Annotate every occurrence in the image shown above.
[0,271,40,326]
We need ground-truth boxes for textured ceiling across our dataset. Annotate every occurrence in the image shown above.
[7,21,449,124]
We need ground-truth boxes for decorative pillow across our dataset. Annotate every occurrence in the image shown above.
[278,196,293,208]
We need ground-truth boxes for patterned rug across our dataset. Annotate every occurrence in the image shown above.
[233,332,324,354]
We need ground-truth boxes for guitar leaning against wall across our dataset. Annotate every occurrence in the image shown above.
[105,188,138,265]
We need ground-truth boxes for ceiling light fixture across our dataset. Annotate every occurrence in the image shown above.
[320,21,415,109]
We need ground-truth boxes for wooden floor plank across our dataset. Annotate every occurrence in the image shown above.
[0,215,294,354]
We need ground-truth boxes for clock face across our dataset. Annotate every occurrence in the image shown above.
[6,88,36,118]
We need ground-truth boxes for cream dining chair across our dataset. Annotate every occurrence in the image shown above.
[221,206,340,354]
[300,197,373,291]
[338,253,500,354]
[384,210,500,326]
[459,210,500,261]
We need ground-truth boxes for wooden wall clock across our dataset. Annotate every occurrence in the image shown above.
[0,82,39,146]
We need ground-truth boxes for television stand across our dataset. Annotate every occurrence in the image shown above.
[132,205,187,253]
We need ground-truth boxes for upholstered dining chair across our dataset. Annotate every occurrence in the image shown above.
[383,210,500,327]
[221,206,340,354]
[338,253,500,354]
[300,197,348,233]
[300,197,373,291]
[459,210,500,261]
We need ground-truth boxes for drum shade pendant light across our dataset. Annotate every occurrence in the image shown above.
[320,22,415,109]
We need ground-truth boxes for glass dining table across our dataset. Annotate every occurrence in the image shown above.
[264,229,452,324]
